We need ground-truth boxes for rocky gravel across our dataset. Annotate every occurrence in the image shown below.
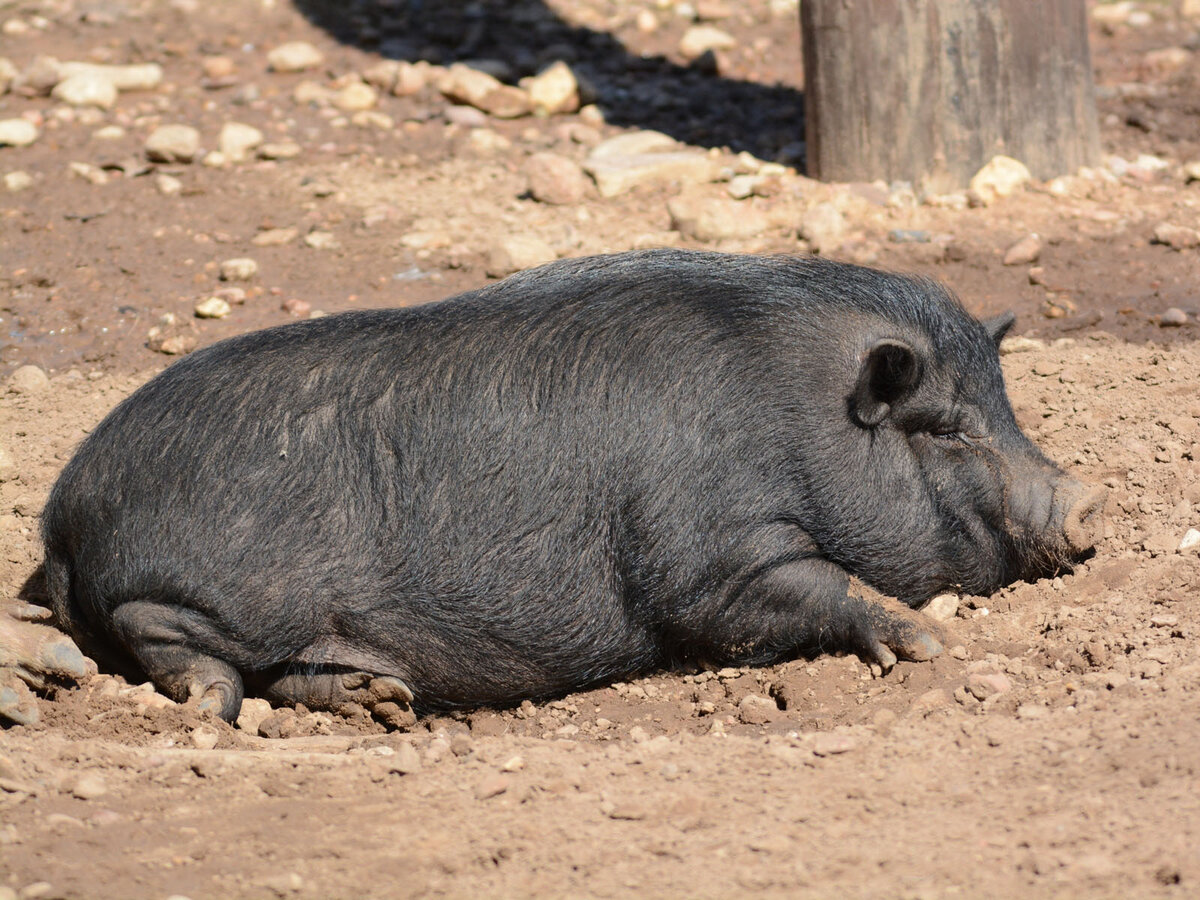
[1,0,1200,898]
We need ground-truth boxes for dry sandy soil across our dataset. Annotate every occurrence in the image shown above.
[2,1,1200,898]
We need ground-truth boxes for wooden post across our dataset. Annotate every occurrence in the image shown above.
[800,0,1100,193]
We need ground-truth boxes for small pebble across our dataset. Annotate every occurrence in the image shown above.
[7,365,49,395]
[236,697,272,732]
[220,257,258,281]
[1159,308,1188,327]
[267,41,325,73]
[1002,233,1042,266]
[156,174,183,195]
[144,124,201,164]
[52,72,118,109]
[475,774,509,800]
[202,56,236,80]
[380,739,420,772]
[811,732,860,756]
[258,141,301,160]
[252,227,298,247]
[194,297,232,319]
[190,724,220,750]
[923,593,959,622]
[4,171,34,192]
[501,755,525,772]
[69,773,107,800]
[966,672,1012,701]
[333,82,378,112]
[218,122,264,162]
[0,119,38,147]
[303,231,337,250]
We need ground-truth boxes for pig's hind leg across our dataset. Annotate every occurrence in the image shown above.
[687,558,944,672]
[111,601,244,720]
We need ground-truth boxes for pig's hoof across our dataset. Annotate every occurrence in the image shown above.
[0,671,39,726]
[187,677,243,722]
[0,608,97,725]
[857,595,945,670]
[368,675,414,705]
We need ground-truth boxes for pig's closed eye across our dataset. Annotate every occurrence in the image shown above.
[931,428,974,446]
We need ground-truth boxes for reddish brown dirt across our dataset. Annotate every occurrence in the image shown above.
[2,2,1200,898]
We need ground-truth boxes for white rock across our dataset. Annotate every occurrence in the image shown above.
[999,335,1045,355]
[93,125,125,141]
[236,697,273,732]
[144,124,200,163]
[156,174,182,195]
[4,171,33,191]
[1093,2,1134,25]
[667,192,770,241]
[923,593,959,622]
[303,230,338,249]
[525,152,590,205]
[679,24,736,59]
[1152,222,1200,250]
[588,130,678,160]
[522,61,579,115]
[0,57,16,94]
[194,297,231,319]
[7,365,49,395]
[190,724,220,750]
[69,161,109,185]
[1002,233,1042,266]
[70,773,107,800]
[293,80,333,106]
[391,61,429,97]
[486,236,557,277]
[0,443,14,481]
[351,111,392,131]
[439,63,530,118]
[969,155,1031,205]
[258,141,301,160]
[333,82,378,112]
[799,202,847,254]
[1179,528,1200,551]
[0,119,38,147]
[220,258,259,281]
[267,41,325,73]
[438,63,503,107]
[51,72,118,109]
[218,122,264,162]
[583,148,720,198]
[58,61,163,91]
[1160,308,1188,327]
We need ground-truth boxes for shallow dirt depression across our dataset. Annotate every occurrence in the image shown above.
[2,0,1200,897]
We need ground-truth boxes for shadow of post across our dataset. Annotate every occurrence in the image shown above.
[293,0,805,162]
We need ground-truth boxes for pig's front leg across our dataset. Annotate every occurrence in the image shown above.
[682,558,945,672]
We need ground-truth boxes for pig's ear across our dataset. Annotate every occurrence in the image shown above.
[853,339,922,427]
[982,311,1016,346]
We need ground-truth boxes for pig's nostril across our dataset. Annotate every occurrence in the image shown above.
[1062,484,1107,554]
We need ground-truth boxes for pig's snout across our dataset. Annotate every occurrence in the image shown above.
[1056,482,1107,555]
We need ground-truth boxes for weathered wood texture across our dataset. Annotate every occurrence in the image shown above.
[801,0,1100,192]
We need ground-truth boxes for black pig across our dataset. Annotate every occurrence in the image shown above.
[42,250,1103,722]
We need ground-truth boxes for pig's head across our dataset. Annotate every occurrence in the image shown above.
[800,276,1105,606]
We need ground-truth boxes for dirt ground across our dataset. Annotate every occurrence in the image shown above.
[2,1,1200,897]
